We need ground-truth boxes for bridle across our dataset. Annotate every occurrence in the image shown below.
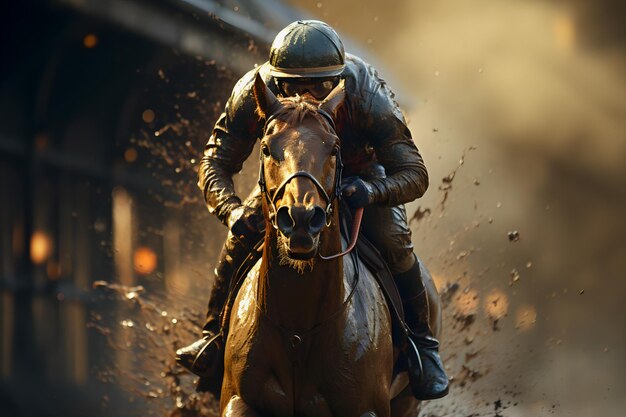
[257,108,343,230]
[257,105,363,260]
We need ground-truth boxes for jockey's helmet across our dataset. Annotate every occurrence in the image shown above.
[269,20,344,99]
[269,20,345,79]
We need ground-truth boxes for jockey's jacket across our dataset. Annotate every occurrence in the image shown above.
[198,53,429,226]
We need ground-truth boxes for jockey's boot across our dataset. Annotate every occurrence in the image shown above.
[175,233,252,377]
[394,257,450,400]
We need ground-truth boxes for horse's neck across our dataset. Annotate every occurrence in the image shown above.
[258,222,345,332]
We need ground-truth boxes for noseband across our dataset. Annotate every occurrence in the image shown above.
[257,108,343,230]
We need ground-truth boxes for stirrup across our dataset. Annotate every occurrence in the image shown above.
[190,331,224,378]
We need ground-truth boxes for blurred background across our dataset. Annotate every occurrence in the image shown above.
[0,0,624,416]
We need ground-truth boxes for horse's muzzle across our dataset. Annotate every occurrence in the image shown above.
[286,230,319,259]
[276,204,324,259]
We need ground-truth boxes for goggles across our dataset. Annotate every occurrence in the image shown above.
[276,77,339,100]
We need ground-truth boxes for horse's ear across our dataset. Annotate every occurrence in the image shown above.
[319,79,346,116]
[253,72,281,119]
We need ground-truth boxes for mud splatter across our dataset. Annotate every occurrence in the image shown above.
[91,281,219,416]
[409,205,432,224]
[438,146,477,210]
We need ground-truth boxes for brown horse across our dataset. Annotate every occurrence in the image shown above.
[220,74,440,417]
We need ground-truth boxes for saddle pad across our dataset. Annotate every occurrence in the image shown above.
[338,206,407,347]
[352,231,407,347]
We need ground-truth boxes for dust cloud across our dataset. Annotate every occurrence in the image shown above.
[291,0,626,415]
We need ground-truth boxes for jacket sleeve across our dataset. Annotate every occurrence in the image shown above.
[357,66,429,207]
[197,68,263,225]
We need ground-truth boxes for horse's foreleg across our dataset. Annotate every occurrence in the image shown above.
[222,395,261,417]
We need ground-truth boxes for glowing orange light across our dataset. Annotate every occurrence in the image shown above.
[133,246,157,275]
[124,148,138,163]
[83,34,98,48]
[554,12,575,51]
[142,109,155,123]
[30,231,53,265]
[484,289,509,319]
[455,288,480,316]
[516,305,537,331]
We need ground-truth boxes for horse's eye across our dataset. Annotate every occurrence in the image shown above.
[261,145,271,157]
[330,146,339,157]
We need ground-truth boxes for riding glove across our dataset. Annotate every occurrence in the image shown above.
[341,177,377,208]
[228,204,265,236]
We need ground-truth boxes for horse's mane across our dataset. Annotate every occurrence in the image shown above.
[264,94,327,127]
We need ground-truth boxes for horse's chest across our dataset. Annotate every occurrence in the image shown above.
[243,361,350,417]
[256,375,334,417]
[236,336,370,417]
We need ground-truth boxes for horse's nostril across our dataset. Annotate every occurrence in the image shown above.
[278,205,326,236]
[276,206,294,235]
[308,206,326,234]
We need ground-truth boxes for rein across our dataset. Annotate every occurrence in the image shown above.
[319,207,363,260]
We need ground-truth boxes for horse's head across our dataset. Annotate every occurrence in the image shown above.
[253,73,345,266]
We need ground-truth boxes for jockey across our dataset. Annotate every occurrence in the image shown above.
[176,20,449,400]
